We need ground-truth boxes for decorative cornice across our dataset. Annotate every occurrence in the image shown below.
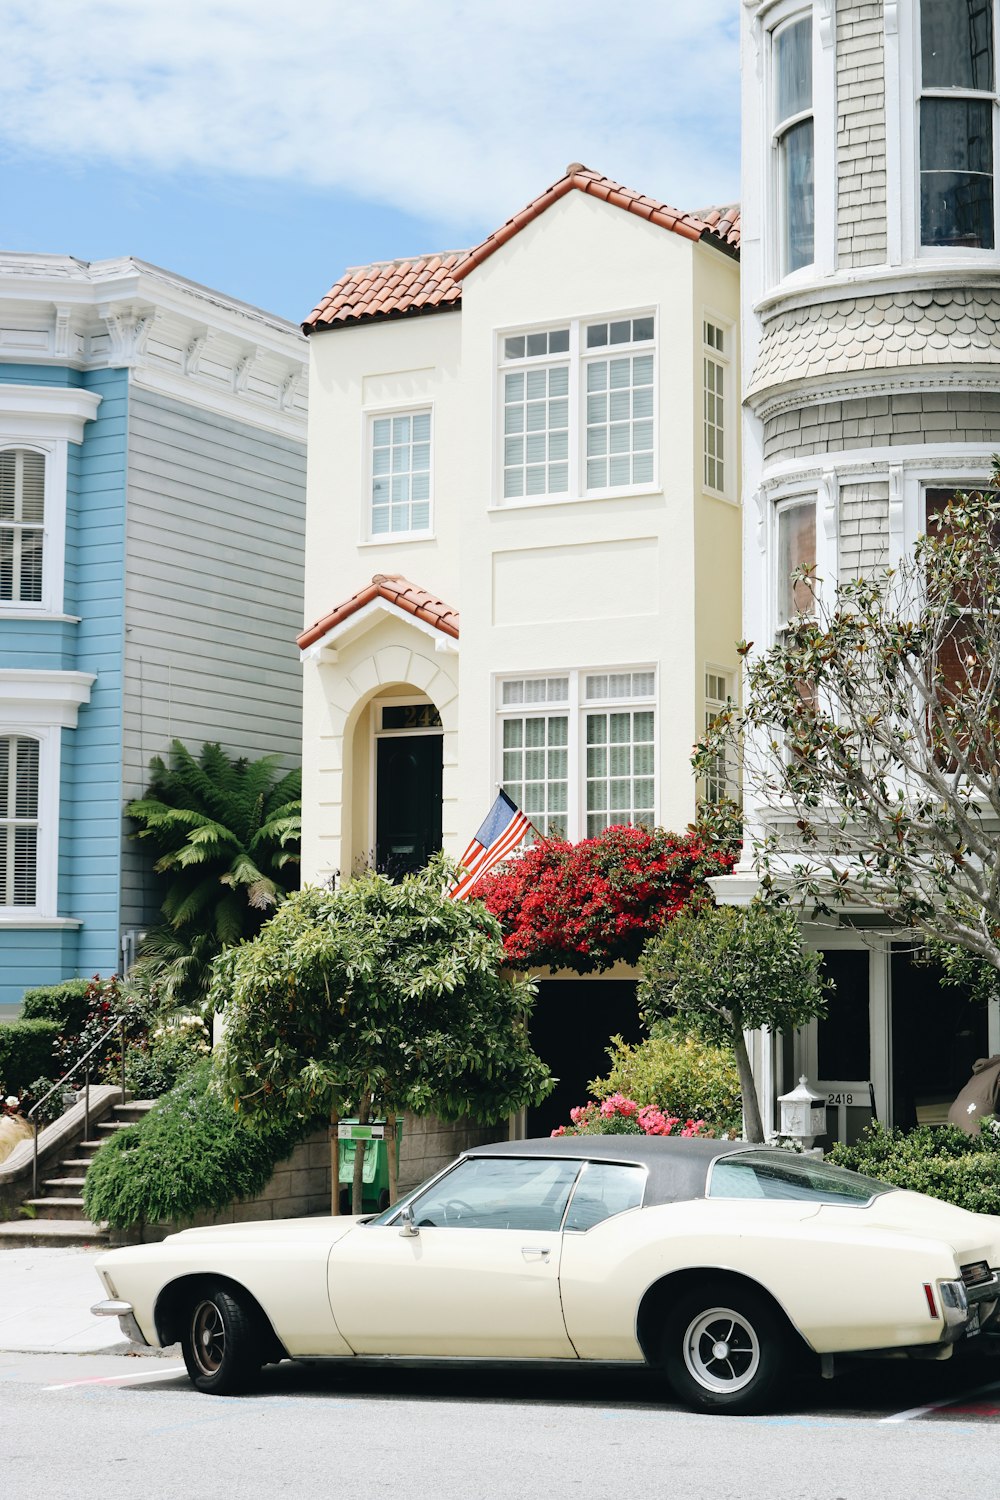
[761,449,999,491]
[0,669,95,728]
[97,303,155,367]
[753,368,1000,422]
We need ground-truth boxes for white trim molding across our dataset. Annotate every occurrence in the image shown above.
[0,386,102,443]
[0,670,96,728]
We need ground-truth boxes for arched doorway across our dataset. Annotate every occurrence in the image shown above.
[372,696,443,879]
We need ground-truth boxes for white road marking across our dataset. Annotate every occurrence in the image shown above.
[880,1377,1000,1423]
[43,1364,187,1391]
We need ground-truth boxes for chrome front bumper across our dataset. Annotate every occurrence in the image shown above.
[91,1297,148,1346]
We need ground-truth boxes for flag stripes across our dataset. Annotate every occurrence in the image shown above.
[449,790,533,900]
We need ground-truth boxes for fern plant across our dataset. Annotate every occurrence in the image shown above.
[127,741,301,1003]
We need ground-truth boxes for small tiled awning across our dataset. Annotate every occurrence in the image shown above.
[297,573,460,652]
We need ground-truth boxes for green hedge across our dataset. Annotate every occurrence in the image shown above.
[0,1020,62,1094]
[828,1122,1000,1216]
[83,1059,316,1229]
[20,979,92,1033]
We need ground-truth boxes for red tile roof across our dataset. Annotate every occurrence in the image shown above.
[303,165,739,332]
[298,573,460,651]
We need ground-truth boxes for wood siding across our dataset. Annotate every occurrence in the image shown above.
[121,387,305,933]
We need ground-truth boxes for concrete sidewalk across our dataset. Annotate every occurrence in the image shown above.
[0,1247,133,1354]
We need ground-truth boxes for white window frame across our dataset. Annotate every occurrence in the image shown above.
[769,486,828,640]
[0,669,93,924]
[494,310,659,509]
[493,666,658,841]
[702,666,737,803]
[0,385,101,618]
[361,403,434,544]
[898,0,1000,263]
[760,0,836,290]
[702,315,734,500]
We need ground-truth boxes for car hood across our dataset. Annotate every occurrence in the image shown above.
[820,1190,1000,1257]
[163,1215,359,1248]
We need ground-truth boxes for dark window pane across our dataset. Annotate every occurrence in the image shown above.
[921,98,995,247]
[633,316,654,342]
[548,328,570,353]
[776,16,812,121]
[587,323,608,348]
[922,0,994,90]
[816,950,870,1081]
[504,336,525,359]
[780,117,815,270]
[526,332,548,358]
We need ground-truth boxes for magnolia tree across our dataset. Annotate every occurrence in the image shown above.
[697,479,1000,974]
[210,856,552,1212]
[638,902,828,1142]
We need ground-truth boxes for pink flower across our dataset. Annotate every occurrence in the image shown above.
[600,1092,639,1119]
[550,1125,567,1137]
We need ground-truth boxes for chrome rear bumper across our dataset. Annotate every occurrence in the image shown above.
[91,1297,148,1346]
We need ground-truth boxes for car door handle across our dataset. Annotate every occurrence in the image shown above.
[521,1246,551,1262]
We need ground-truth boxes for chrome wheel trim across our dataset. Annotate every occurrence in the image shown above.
[682,1305,760,1394]
[191,1299,226,1377]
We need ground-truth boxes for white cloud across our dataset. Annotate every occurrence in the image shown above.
[0,0,739,231]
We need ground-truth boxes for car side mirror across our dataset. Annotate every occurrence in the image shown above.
[398,1202,419,1238]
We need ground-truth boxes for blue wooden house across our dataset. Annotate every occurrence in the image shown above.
[0,255,307,1015]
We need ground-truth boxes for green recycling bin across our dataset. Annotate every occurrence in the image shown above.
[336,1119,402,1213]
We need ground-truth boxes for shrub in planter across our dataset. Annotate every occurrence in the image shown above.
[51,976,157,1084]
[0,1020,61,1094]
[20,979,92,1034]
[828,1120,1000,1216]
[83,1058,315,1230]
[589,1030,742,1137]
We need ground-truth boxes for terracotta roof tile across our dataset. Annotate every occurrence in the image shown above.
[302,166,740,333]
[297,573,460,651]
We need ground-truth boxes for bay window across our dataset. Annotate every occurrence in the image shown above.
[919,0,997,249]
[500,315,656,503]
[773,13,815,276]
[498,669,656,840]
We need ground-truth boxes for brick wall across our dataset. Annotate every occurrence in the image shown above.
[763,391,1000,461]
[836,1,888,267]
[839,480,890,580]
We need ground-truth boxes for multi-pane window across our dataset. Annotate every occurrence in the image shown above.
[703,321,727,493]
[920,0,997,249]
[703,670,734,804]
[499,315,656,502]
[0,449,45,603]
[773,14,815,275]
[498,670,655,841]
[370,411,431,535]
[0,735,39,906]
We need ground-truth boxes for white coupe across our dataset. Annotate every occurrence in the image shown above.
[92,1136,1000,1413]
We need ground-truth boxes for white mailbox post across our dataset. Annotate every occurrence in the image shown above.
[778,1075,828,1150]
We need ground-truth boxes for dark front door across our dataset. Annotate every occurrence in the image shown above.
[375,734,442,880]
[890,947,989,1128]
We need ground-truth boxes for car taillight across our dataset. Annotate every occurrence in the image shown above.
[923,1283,939,1319]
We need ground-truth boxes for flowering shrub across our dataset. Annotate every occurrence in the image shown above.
[589,1030,742,1136]
[552,1092,712,1139]
[123,1015,211,1097]
[473,823,738,974]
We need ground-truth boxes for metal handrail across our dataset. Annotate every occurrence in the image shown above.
[27,1016,127,1197]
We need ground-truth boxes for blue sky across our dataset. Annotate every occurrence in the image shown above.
[0,1,740,326]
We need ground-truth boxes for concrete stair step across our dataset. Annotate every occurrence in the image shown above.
[79,1140,108,1151]
[23,1196,88,1221]
[0,1218,109,1248]
[59,1159,94,1171]
[96,1121,129,1134]
[42,1177,87,1191]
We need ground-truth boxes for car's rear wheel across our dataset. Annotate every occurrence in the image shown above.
[663,1281,788,1414]
[181,1285,262,1395]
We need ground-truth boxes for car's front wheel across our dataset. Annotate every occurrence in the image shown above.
[663,1281,788,1414]
[181,1285,262,1395]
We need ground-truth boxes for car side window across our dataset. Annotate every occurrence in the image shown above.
[408,1156,580,1231]
[563,1161,646,1232]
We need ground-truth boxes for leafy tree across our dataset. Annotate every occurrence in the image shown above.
[211,855,553,1211]
[127,741,301,1004]
[638,902,828,1142]
[697,476,1000,975]
[473,822,739,974]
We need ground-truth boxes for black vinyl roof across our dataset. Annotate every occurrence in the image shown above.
[469,1135,761,1207]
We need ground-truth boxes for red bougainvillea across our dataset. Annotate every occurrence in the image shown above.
[471,823,738,974]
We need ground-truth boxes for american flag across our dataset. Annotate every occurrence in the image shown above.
[449,790,534,901]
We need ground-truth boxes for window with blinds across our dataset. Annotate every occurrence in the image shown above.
[370,411,432,536]
[0,449,45,604]
[703,670,734,803]
[0,736,40,906]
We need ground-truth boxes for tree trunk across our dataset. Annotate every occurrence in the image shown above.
[386,1108,398,1206]
[731,1021,765,1144]
[351,1093,371,1215]
[330,1100,340,1216]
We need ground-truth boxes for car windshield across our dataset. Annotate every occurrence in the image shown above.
[370,1155,581,1231]
[707,1151,894,1206]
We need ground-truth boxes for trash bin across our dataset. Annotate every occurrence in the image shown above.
[336,1119,402,1213]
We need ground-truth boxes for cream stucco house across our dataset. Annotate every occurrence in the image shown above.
[297,166,741,1135]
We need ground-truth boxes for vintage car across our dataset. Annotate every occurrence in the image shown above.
[92,1135,1000,1413]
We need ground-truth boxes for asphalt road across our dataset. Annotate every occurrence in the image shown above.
[3,1351,1000,1500]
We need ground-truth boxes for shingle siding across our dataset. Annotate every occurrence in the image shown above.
[121,387,306,932]
[839,480,889,581]
[836,2,888,268]
[763,390,1000,460]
